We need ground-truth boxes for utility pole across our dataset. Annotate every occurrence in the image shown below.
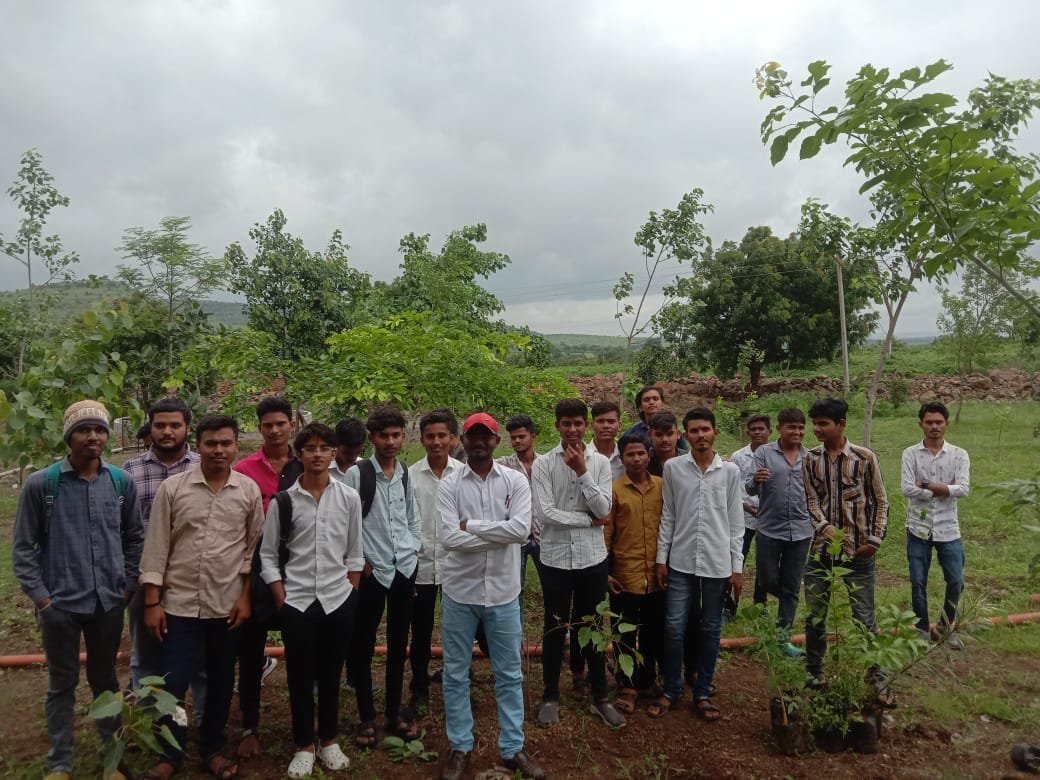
[835,254,850,396]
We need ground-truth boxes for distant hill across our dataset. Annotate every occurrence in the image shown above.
[541,333,646,348]
[0,279,247,328]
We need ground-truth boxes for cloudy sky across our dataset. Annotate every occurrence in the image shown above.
[1,1,1037,337]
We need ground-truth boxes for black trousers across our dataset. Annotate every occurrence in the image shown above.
[236,614,274,731]
[281,595,357,747]
[347,568,416,723]
[540,559,609,701]
[610,590,666,690]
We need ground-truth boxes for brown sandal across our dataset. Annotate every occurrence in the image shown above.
[236,729,260,759]
[695,697,721,721]
[615,688,638,715]
[646,695,673,719]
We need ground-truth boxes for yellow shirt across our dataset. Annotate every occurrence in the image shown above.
[604,473,664,594]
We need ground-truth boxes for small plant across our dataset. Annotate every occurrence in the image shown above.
[380,729,437,764]
[987,476,1040,581]
[88,676,182,777]
[574,598,642,681]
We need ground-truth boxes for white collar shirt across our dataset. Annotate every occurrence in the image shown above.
[533,445,612,570]
[656,452,745,578]
[410,456,464,585]
[259,478,365,613]
[586,439,625,480]
[900,440,970,542]
[437,462,531,607]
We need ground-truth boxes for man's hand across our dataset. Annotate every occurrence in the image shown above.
[729,572,743,601]
[655,563,668,590]
[920,481,951,496]
[348,571,362,591]
[363,561,374,578]
[742,503,759,516]
[228,590,252,629]
[821,524,838,542]
[269,581,287,610]
[753,467,770,484]
[607,576,623,595]
[35,597,52,610]
[123,590,133,606]
[853,544,878,559]
[590,513,609,527]
[563,441,587,477]
[145,604,167,641]
[459,518,468,532]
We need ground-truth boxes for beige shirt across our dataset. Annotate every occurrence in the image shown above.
[139,465,264,619]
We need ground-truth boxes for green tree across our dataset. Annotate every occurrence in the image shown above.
[373,223,509,327]
[756,59,1040,441]
[655,225,875,389]
[937,264,1022,420]
[117,216,223,372]
[0,305,133,468]
[614,189,713,401]
[225,209,370,361]
[1,149,80,372]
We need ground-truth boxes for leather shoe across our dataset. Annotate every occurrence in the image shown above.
[441,749,470,780]
[504,750,547,779]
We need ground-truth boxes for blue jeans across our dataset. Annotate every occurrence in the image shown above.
[441,595,525,759]
[662,570,728,701]
[38,602,124,773]
[907,534,965,633]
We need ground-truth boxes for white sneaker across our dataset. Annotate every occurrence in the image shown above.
[317,742,350,771]
[287,750,315,778]
[261,656,278,684]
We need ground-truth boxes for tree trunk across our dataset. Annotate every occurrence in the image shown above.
[750,361,762,393]
[863,296,908,447]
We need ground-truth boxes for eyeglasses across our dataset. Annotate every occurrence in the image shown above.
[300,445,335,455]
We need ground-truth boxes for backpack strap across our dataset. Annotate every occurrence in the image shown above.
[274,490,293,578]
[357,458,410,519]
[41,461,63,547]
[358,459,377,518]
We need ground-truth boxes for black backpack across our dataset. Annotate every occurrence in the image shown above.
[355,458,409,517]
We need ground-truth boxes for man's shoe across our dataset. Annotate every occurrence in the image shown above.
[780,641,805,658]
[536,700,560,727]
[440,749,470,780]
[589,699,626,728]
[806,672,827,690]
[503,750,547,779]
[1011,743,1040,773]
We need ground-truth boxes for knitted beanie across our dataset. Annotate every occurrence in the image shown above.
[63,399,111,442]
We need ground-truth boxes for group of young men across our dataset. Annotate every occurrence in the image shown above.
[12,389,969,780]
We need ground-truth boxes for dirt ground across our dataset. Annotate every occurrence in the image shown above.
[0,631,1037,780]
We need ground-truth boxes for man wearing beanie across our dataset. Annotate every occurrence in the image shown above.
[13,399,143,780]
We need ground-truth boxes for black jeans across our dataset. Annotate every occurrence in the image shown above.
[610,590,665,690]
[724,528,765,615]
[540,559,609,701]
[348,568,416,723]
[281,595,357,747]
[161,615,241,764]
[38,602,123,773]
[236,612,275,731]
[804,553,878,677]
[755,534,812,630]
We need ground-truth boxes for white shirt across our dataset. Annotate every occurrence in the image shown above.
[731,444,760,530]
[497,451,541,540]
[657,452,744,579]
[901,440,970,542]
[259,478,365,613]
[533,444,612,570]
[586,440,625,480]
[437,462,532,607]
[328,458,357,484]
[410,455,463,585]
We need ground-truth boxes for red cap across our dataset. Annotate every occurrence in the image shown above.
[462,412,499,434]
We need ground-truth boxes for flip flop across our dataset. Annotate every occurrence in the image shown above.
[695,698,721,722]
[614,688,638,715]
[203,753,238,779]
[646,695,673,719]
[355,721,377,748]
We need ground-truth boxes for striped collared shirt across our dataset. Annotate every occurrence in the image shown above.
[123,446,200,527]
[802,439,888,556]
[900,440,970,542]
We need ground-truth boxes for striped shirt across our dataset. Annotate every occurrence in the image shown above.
[123,446,200,527]
[900,441,970,542]
[802,439,888,556]
[532,444,612,570]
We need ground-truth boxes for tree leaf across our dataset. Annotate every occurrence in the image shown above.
[799,134,822,160]
[770,135,790,166]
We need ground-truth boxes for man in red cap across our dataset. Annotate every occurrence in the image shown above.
[437,413,545,779]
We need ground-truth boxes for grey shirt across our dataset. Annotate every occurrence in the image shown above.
[747,442,812,542]
[13,458,143,613]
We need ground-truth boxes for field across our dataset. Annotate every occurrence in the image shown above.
[0,401,1038,778]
